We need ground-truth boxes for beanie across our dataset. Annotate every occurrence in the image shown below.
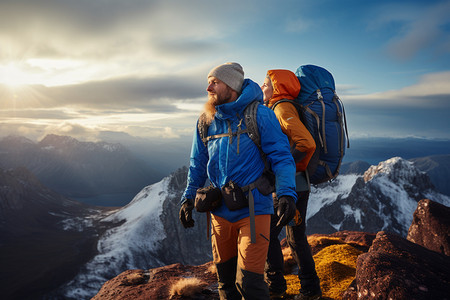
[208,62,244,93]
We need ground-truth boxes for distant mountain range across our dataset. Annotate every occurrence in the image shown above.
[0,134,164,205]
[1,134,449,207]
[342,137,450,164]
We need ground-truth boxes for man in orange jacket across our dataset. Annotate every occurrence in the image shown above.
[261,69,322,300]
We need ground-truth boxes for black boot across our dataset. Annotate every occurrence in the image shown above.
[216,257,241,300]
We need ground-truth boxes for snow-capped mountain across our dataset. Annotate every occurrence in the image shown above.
[307,157,450,236]
[57,167,212,299]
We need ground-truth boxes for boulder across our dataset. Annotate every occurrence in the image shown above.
[407,199,450,256]
[343,231,450,300]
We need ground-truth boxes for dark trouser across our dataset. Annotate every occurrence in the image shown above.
[265,191,321,294]
[216,257,270,300]
[216,257,241,300]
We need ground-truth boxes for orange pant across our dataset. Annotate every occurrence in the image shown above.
[211,214,270,274]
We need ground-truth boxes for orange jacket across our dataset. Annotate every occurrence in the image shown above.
[266,69,316,172]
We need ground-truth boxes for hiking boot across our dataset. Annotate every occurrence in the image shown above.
[270,290,286,299]
[294,290,322,300]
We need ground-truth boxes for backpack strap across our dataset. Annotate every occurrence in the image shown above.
[315,90,327,153]
[243,101,271,168]
[327,91,350,181]
[242,100,267,243]
[197,113,209,148]
[334,91,350,149]
[271,98,324,150]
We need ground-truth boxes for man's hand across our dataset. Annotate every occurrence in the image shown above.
[179,199,195,228]
[276,196,296,227]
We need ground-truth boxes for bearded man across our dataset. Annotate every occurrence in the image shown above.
[179,62,297,300]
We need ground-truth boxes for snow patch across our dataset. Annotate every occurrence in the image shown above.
[341,204,362,225]
[308,174,358,220]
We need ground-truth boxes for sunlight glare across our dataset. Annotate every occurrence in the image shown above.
[0,62,30,87]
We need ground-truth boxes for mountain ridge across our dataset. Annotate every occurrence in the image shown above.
[0,134,164,204]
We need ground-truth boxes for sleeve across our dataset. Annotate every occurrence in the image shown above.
[273,102,316,172]
[256,105,297,202]
[180,120,209,205]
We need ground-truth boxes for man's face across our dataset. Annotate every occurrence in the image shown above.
[206,76,234,106]
[261,77,273,103]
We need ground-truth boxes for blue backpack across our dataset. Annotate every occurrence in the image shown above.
[273,65,349,184]
[296,65,349,184]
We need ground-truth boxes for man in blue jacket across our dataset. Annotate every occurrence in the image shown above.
[179,62,297,300]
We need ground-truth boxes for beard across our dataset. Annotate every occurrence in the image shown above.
[202,87,234,124]
[203,100,216,125]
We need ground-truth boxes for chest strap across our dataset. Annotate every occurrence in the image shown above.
[202,119,248,154]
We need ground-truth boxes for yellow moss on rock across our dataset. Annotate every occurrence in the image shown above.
[285,243,362,299]
[314,244,362,299]
[285,274,300,295]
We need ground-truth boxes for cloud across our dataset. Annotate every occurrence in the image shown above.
[0,71,207,111]
[0,0,251,64]
[369,0,450,60]
[343,70,450,139]
[346,71,450,106]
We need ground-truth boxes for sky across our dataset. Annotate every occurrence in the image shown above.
[1,0,449,146]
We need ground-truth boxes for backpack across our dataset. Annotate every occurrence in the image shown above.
[273,65,349,184]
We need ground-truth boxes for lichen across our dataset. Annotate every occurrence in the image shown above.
[285,243,362,299]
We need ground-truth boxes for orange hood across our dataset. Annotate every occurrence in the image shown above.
[266,69,300,108]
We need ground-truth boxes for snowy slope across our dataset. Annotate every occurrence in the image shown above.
[62,177,171,299]
[307,157,450,235]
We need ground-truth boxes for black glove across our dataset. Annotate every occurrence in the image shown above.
[179,199,195,228]
[276,196,297,227]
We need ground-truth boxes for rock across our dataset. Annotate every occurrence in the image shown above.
[92,262,219,300]
[343,231,450,300]
[407,199,450,256]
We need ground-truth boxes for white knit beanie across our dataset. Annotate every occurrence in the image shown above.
[208,62,244,93]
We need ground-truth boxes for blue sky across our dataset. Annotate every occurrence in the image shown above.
[0,0,449,145]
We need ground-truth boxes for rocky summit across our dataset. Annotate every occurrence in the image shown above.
[92,199,450,300]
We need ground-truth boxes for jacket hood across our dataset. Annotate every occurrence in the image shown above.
[266,69,300,108]
[215,78,263,119]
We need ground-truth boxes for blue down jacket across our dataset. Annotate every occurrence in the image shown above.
[181,79,297,223]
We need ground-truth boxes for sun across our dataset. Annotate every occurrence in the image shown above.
[0,62,31,87]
